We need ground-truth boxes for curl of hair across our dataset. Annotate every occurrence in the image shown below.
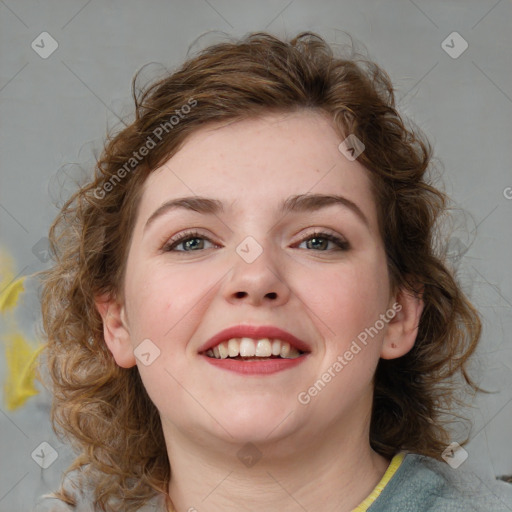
[36,31,482,511]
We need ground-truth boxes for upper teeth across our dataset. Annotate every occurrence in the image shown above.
[206,338,302,359]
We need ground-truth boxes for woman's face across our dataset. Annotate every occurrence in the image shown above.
[108,110,400,447]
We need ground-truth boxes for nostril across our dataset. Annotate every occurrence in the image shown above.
[233,291,278,299]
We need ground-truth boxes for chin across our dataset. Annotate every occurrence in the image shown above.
[212,398,299,442]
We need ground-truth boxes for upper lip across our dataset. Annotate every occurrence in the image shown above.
[198,325,312,354]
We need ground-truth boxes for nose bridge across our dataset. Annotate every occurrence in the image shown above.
[223,234,290,306]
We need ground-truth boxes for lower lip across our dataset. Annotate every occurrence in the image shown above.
[201,354,308,375]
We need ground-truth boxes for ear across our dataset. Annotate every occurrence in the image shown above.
[95,293,136,368]
[380,285,424,360]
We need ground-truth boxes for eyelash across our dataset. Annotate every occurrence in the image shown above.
[162,229,350,253]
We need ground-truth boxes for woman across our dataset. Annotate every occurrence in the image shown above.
[34,31,512,511]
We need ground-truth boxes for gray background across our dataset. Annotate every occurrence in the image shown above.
[1,0,511,510]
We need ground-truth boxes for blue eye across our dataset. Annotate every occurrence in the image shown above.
[298,232,349,251]
[162,230,349,253]
[163,231,217,252]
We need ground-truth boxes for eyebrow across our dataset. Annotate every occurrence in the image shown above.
[144,193,370,232]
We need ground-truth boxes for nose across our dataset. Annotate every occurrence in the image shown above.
[222,242,291,307]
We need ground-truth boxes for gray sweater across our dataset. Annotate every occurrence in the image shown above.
[33,453,512,511]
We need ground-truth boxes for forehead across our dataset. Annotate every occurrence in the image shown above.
[136,110,378,229]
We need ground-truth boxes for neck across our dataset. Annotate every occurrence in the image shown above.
[164,419,390,512]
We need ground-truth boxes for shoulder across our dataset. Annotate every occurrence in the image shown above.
[32,467,168,512]
[369,452,512,512]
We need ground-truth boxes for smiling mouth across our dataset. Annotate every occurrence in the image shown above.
[202,337,307,360]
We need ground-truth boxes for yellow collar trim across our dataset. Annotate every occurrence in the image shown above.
[166,452,406,512]
[351,452,405,511]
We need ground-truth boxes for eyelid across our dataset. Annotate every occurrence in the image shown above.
[161,229,220,252]
[161,227,350,253]
[294,229,350,251]
[296,227,346,240]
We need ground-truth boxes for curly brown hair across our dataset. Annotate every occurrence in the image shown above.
[36,31,482,511]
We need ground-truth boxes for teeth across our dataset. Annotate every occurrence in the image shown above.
[218,341,228,359]
[205,338,304,360]
[255,338,272,357]
[240,337,256,357]
[288,347,300,358]
[227,338,239,357]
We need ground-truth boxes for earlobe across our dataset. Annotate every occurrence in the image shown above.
[380,287,424,360]
[95,294,136,368]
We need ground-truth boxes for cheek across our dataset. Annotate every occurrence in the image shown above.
[299,255,390,345]
[125,259,219,344]
[302,261,389,400]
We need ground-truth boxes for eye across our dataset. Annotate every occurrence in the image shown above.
[162,230,219,252]
[162,230,349,253]
[297,231,349,251]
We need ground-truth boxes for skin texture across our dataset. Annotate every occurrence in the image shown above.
[96,110,423,512]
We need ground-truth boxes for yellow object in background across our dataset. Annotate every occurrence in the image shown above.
[3,333,45,411]
[1,249,43,410]
[0,276,25,313]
